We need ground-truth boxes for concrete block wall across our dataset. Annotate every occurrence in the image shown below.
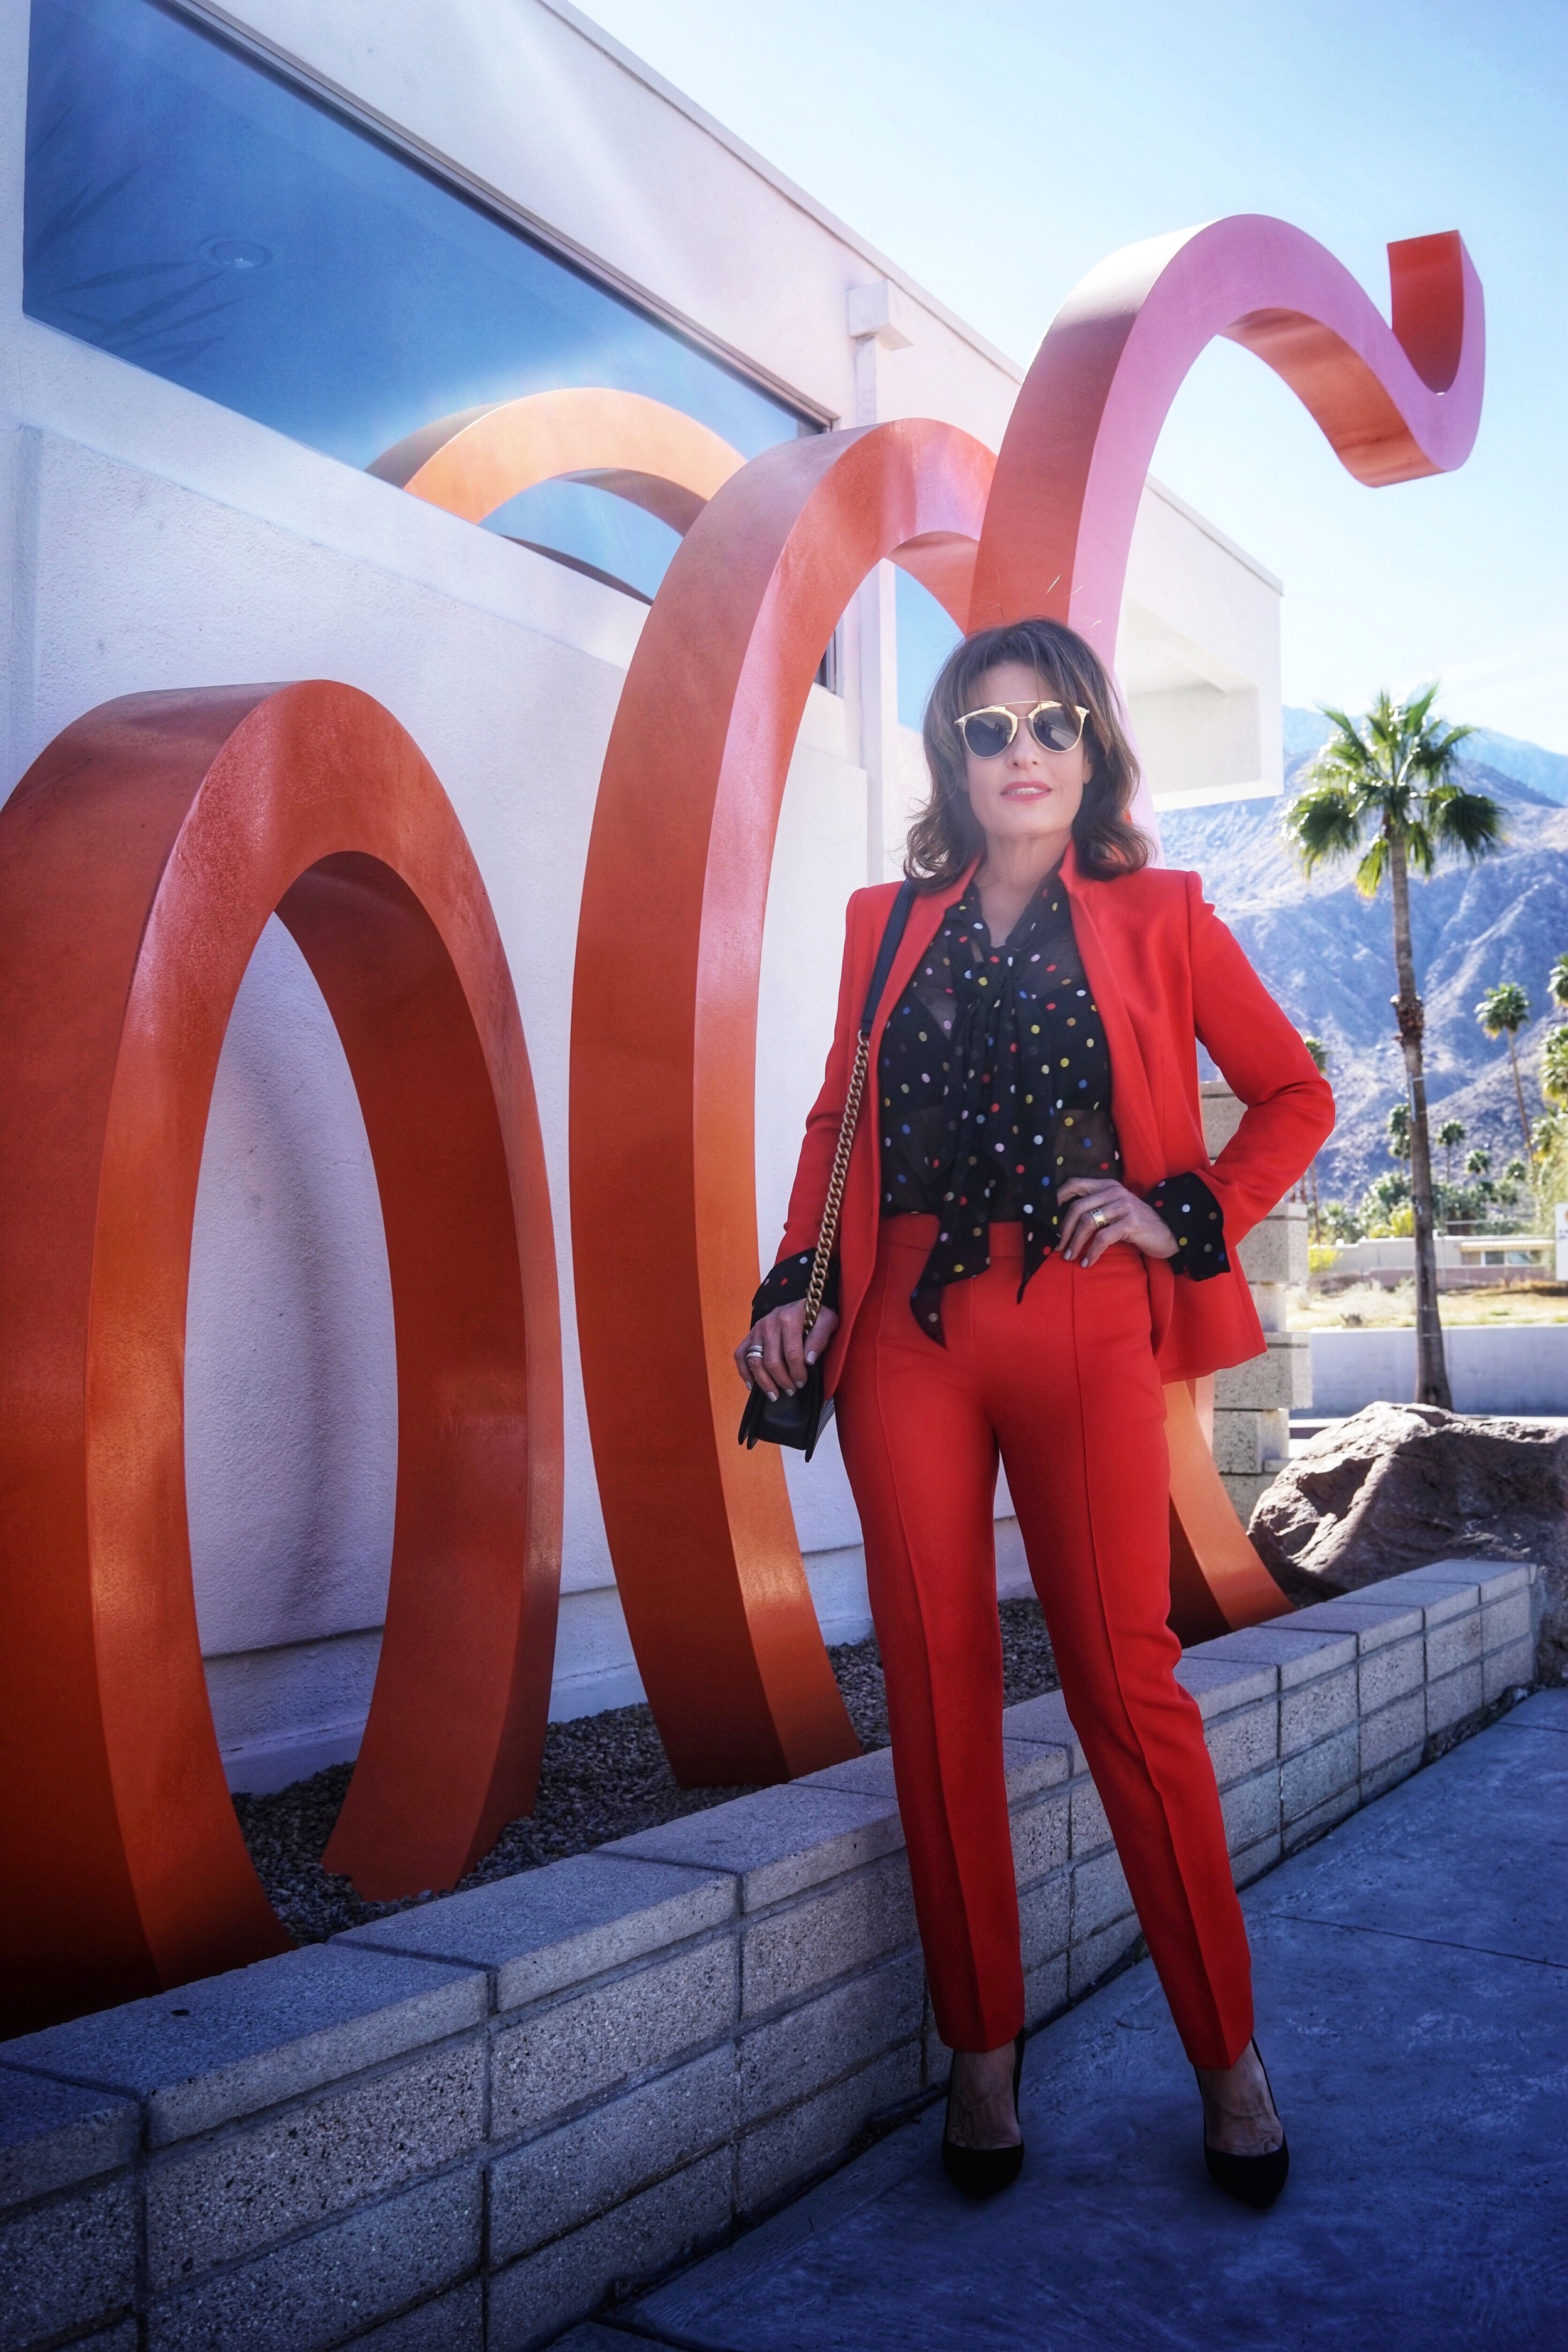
[1308,1326,1568,1419]
[1200,1079,1311,1520]
[0,1560,1537,2352]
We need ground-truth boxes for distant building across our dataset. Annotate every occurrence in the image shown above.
[3,0,1284,1779]
[1322,1236,1553,1289]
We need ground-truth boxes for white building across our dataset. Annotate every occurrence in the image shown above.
[1,0,1284,1788]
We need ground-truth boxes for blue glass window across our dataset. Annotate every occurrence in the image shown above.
[24,0,818,599]
[896,568,963,731]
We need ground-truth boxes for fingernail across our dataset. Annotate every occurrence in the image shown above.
[804,1352,816,1365]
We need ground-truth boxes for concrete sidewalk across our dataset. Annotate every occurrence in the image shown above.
[564,1690,1568,2351]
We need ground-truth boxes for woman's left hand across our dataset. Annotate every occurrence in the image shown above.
[1057,1177,1178,1268]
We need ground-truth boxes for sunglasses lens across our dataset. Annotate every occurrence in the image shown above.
[959,711,1014,758]
[1029,707,1084,753]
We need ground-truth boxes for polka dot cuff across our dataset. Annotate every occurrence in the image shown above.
[1146,1171,1229,1280]
[752,1248,839,1327]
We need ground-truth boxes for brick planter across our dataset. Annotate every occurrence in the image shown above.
[0,1560,1540,2352]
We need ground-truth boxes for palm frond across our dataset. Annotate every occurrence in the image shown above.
[1542,1025,1568,1110]
[1307,707,1386,800]
[1403,819,1436,879]
[1354,835,1387,898]
[1423,720,1476,770]
[1365,689,1422,785]
[1476,981,1529,1036]
[1429,783,1505,859]
[1317,702,1369,758]
[1284,779,1362,872]
[1377,682,1437,750]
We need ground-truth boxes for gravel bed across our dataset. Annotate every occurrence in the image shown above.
[235,1599,1061,1944]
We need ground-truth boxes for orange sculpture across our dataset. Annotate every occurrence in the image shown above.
[0,683,562,2030]
[571,418,997,1786]
[1163,1380,1292,1643]
[369,384,745,532]
[0,220,1488,2021]
[963,216,1482,1648]
[970,219,1483,645]
[566,219,1483,1772]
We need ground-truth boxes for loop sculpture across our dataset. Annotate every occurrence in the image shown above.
[0,683,562,2030]
[571,418,998,1786]
[970,218,1483,642]
[569,216,1484,1781]
[0,215,1488,2018]
[368,384,745,534]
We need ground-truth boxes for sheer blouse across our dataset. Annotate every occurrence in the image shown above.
[755,873,1228,1340]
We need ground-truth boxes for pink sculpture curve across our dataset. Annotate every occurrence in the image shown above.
[968,218,1484,648]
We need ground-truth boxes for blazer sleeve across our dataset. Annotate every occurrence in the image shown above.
[1184,871,1335,1246]
[771,891,871,1266]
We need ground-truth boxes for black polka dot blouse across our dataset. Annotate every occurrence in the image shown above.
[754,876,1228,1338]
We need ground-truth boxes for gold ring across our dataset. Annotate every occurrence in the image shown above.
[1090,1208,1108,1229]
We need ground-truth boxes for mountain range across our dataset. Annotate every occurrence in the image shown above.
[1160,712,1568,1206]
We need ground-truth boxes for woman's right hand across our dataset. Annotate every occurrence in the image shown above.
[734,1300,840,1401]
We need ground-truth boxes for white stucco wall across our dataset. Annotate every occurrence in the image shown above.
[0,0,1281,1788]
[1121,479,1284,808]
[1310,1328,1568,1419]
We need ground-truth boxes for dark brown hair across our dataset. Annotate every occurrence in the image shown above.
[906,617,1150,886]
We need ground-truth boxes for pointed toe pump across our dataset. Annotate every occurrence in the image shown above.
[941,2031,1027,2200]
[1203,2041,1290,2212]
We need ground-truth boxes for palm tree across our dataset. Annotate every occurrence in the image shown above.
[1285,687,1502,1409]
[1549,953,1568,1014]
[1386,1101,1411,1160]
[1534,1088,1568,1237]
[1367,1170,1411,1224]
[1437,1116,1466,1184]
[1465,1146,1491,1179]
[1476,982,1534,1163]
[1542,1025,1568,1110]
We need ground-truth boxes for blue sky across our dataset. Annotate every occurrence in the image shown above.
[580,0,1565,751]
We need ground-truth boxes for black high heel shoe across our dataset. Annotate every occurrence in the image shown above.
[1202,2039,1290,2211]
[941,2030,1026,2200]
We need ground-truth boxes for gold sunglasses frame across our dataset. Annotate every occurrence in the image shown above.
[954,700,1090,756]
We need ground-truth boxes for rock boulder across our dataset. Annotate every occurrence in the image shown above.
[1249,1402,1564,1682]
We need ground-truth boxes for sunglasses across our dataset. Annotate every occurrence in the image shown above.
[955,701,1090,758]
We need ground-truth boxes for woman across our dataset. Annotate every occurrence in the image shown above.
[735,617,1332,2204]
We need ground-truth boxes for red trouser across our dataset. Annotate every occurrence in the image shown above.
[834,1216,1254,2068]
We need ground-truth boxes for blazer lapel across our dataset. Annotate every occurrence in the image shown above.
[865,861,978,1060]
[1061,845,1165,1190]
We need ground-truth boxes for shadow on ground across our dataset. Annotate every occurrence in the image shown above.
[565,1689,1568,2352]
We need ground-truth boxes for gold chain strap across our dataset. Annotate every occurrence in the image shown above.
[803,1030,872,1337]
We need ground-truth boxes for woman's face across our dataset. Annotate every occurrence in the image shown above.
[960,660,1090,854]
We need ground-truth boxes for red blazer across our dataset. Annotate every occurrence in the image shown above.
[775,845,1335,1392]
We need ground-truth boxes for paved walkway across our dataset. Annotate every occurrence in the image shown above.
[565,1689,1567,2352]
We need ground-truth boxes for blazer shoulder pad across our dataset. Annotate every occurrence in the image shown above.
[1138,862,1199,900]
[1085,864,1196,918]
[845,879,908,931]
